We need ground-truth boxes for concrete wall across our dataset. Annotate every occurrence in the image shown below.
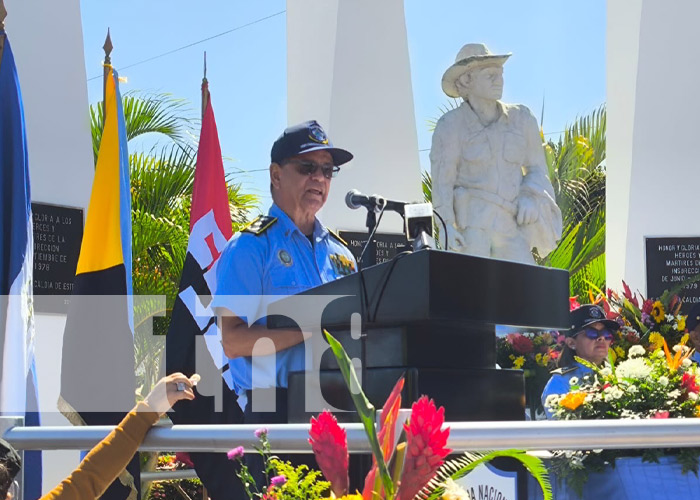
[607,0,700,295]
[5,0,94,490]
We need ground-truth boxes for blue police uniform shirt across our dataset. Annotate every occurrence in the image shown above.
[541,362,592,419]
[692,350,700,366]
[211,203,357,410]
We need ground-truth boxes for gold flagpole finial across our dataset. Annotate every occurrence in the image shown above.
[203,51,207,82]
[201,51,209,119]
[103,28,113,66]
[102,28,113,125]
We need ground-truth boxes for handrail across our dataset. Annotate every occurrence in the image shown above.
[5,418,700,453]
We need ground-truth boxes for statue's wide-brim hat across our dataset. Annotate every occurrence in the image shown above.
[441,43,511,98]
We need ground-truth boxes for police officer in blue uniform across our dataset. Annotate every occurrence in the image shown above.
[212,120,357,422]
[541,304,619,418]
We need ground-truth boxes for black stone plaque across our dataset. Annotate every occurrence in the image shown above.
[337,231,409,266]
[32,202,84,313]
[645,236,700,311]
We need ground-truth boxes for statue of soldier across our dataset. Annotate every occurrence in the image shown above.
[430,43,562,264]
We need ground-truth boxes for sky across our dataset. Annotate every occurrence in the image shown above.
[80,0,605,213]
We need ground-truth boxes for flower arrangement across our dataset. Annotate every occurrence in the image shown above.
[223,331,552,500]
[544,340,700,496]
[227,427,331,500]
[310,332,552,500]
[496,331,563,417]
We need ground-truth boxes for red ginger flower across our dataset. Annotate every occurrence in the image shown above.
[309,410,349,497]
[682,373,700,394]
[397,397,451,500]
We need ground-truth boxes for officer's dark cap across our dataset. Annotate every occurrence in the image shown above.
[0,438,21,481]
[271,120,353,167]
[567,304,620,337]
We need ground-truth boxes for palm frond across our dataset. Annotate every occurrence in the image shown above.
[90,91,196,163]
[416,450,552,500]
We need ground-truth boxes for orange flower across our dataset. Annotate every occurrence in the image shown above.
[560,392,587,411]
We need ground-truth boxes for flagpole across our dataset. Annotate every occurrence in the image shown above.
[102,28,113,125]
[201,51,209,119]
[0,0,8,71]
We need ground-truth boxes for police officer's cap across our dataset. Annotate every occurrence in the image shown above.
[567,304,620,337]
[0,438,21,481]
[271,120,353,167]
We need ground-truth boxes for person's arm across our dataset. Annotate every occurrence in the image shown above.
[41,374,195,500]
[221,313,309,359]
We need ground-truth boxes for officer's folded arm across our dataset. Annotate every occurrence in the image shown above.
[221,313,309,359]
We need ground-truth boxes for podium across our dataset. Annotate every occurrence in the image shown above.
[267,249,570,423]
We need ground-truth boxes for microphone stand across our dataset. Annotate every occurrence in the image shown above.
[363,209,378,269]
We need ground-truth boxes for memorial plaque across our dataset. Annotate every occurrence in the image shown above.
[645,236,700,310]
[32,202,84,313]
[337,230,409,265]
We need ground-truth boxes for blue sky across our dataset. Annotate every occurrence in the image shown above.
[81,0,605,212]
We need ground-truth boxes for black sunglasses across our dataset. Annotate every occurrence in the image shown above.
[286,160,340,180]
[576,327,614,342]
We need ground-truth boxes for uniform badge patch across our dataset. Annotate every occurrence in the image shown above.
[308,123,329,144]
[278,249,293,267]
[330,254,355,276]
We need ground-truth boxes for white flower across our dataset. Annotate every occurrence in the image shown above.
[689,392,698,401]
[569,377,579,386]
[683,358,693,368]
[628,385,638,394]
[669,389,682,398]
[442,479,469,499]
[673,345,690,354]
[600,366,613,377]
[616,358,653,380]
[656,350,666,358]
[628,345,646,358]
[666,314,675,322]
[659,376,670,387]
[545,394,560,407]
[611,388,624,399]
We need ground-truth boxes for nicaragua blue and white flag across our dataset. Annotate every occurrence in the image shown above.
[0,29,41,498]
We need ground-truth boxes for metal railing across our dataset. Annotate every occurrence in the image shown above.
[5,418,700,454]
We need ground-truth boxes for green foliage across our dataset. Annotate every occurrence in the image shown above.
[325,331,394,497]
[269,458,331,500]
[537,105,607,297]
[416,450,552,500]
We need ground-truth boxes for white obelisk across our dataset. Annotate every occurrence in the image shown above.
[4,0,93,490]
[287,0,423,233]
[607,0,700,296]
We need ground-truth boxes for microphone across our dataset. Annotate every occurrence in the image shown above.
[345,189,406,215]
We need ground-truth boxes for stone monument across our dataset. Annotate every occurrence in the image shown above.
[430,43,562,264]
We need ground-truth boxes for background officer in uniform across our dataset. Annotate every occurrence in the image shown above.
[212,120,357,424]
[541,304,619,418]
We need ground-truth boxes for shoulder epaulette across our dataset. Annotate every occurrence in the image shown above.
[550,366,578,376]
[327,229,350,247]
[242,216,277,236]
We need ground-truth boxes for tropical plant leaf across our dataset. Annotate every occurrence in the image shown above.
[324,331,393,497]
[416,450,552,500]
